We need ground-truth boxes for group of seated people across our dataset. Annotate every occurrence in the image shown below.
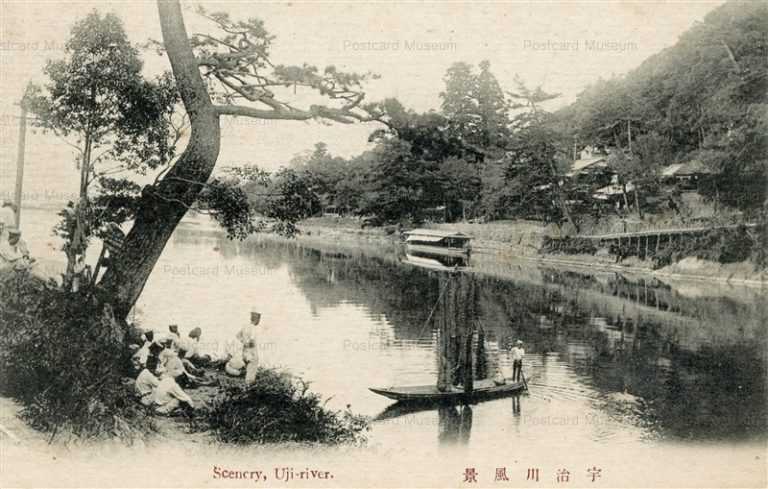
[131,313,264,413]
[131,325,211,415]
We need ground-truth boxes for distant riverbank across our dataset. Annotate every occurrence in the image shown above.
[294,217,766,287]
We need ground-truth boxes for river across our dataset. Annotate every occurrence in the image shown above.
[14,208,768,486]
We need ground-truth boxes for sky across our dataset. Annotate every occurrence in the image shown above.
[0,0,725,206]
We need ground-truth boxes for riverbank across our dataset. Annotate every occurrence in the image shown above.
[296,217,766,287]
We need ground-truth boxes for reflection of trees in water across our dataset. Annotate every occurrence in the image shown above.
[303,252,437,325]
[651,341,767,440]
[226,238,294,271]
[541,268,764,341]
[204,238,766,442]
[265,242,441,332]
[438,405,473,445]
[567,317,767,441]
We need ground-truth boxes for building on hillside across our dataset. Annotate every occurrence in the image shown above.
[566,146,623,196]
[660,160,712,191]
[566,146,639,211]
[321,205,342,217]
[592,179,636,202]
[566,145,610,178]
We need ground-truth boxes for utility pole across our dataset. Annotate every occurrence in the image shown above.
[13,100,28,229]
[573,136,578,161]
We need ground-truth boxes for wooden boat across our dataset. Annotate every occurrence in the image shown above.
[403,229,472,257]
[370,378,525,403]
[401,252,469,272]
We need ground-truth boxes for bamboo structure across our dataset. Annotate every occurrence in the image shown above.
[435,272,481,393]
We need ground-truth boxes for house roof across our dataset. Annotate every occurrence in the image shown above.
[592,182,635,199]
[661,160,712,177]
[567,155,608,176]
[404,229,472,240]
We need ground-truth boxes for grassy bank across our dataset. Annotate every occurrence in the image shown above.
[0,270,369,445]
[298,216,548,255]
[295,217,765,285]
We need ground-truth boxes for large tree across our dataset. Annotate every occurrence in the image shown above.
[501,77,579,230]
[97,1,383,320]
[440,60,509,157]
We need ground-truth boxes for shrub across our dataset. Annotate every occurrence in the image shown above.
[650,226,759,269]
[0,271,152,442]
[199,367,369,445]
[541,236,597,255]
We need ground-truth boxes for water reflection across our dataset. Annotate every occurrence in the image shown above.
[402,250,470,271]
[438,405,473,445]
[157,232,767,445]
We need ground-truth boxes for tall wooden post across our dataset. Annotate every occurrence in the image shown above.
[13,102,28,228]
[437,274,450,391]
[573,136,577,162]
[644,236,649,259]
[463,331,474,393]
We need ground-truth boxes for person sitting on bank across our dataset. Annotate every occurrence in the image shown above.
[133,331,155,369]
[159,344,201,388]
[224,352,245,377]
[152,362,195,415]
[223,336,245,377]
[493,366,507,386]
[510,340,525,382]
[0,200,16,238]
[167,324,181,346]
[178,327,212,365]
[177,347,204,377]
[157,339,176,370]
[135,356,161,406]
[0,228,33,271]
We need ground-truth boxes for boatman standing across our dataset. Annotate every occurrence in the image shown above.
[237,311,262,385]
[511,340,525,382]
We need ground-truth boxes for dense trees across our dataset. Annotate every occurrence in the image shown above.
[552,0,767,213]
[252,0,765,228]
[259,62,571,225]
[25,1,766,320]
[303,1,765,224]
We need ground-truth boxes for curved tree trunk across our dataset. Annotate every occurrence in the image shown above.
[98,0,220,320]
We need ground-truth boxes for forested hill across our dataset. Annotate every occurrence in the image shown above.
[552,0,767,209]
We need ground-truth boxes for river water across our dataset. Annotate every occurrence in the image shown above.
[140,222,767,445]
[15,209,768,485]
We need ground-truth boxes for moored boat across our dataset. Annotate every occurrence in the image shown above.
[403,229,472,256]
[401,251,469,271]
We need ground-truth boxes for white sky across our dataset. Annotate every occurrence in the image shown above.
[0,0,724,205]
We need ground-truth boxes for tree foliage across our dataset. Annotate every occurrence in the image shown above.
[26,11,181,286]
[553,1,767,212]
